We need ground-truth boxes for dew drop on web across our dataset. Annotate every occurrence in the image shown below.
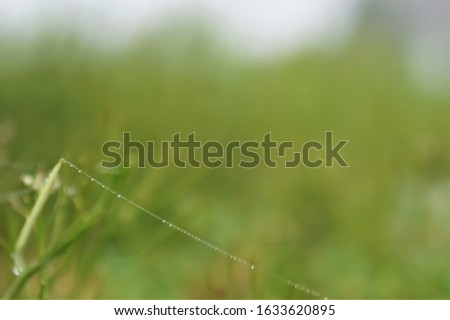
[61,159,326,299]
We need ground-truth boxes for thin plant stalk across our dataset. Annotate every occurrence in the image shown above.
[3,189,111,299]
[12,159,62,273]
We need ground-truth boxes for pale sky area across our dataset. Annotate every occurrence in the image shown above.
[0,0,448,89]
[0,0,364,55]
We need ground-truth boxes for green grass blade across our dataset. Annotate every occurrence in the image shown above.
[12,159,63,273]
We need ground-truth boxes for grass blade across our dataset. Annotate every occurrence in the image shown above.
[12,159,63,274]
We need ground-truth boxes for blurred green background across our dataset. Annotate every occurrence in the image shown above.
[0,1,449,299]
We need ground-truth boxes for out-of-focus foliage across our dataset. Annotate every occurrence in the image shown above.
[0,25,448,299]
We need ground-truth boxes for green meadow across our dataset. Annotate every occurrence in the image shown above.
[0,26,448,299]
